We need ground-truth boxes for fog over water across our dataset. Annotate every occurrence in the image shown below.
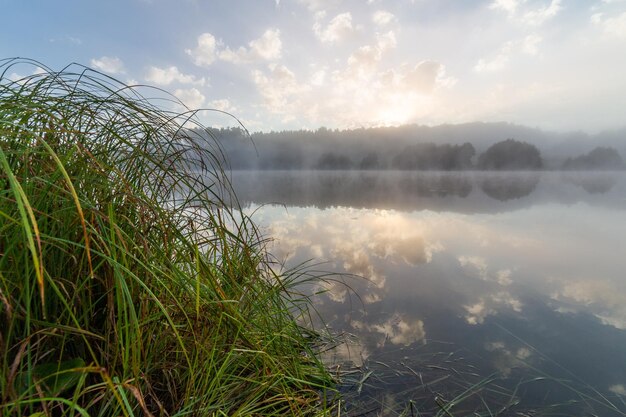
[233,170,626,415]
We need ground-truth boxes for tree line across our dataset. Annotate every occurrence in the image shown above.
[210,127,624,171]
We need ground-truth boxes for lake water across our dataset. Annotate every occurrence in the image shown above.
[232,171,626,416]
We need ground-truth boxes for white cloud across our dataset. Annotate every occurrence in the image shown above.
[497,269,513,286]
[489,0,562,26]
[474,35,542,73]
[90,56,125,74]
[298,0,341,11]
[376,30,397,51]
[371,315,426,346]
[219,29,282,63]
[314,12,355,43]
[253,64,310,112]
[174,87,205,110]
[521,0,562,26]
[459,256,514,286]
[474,54,509,73]
[186,33,218,67]
[347,45,383,74]
[48,35,82,45]
[310,68,327,86]
[344,31,397,77]
[187,29,282,67]
[489,0,520,15]
[464,292,522,324]
[248,26,454,127]
[208,99,237,113]
[555,279,626,329]
[459,255,489,279]
[8,73,24,82]
[521,34,542,55]
[465,300,493,324]
[403,61,451,94]
[145,65,207,86]
[372,10,396,27]
[592,11,626,39]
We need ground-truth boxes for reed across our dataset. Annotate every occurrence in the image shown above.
[0,58,334,417]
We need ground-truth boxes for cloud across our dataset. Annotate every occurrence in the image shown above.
[298,0,341,11]
[186,33,218,67]
[344,31,397,77]
[253,63,309,113]
[90,56,125,74]
[7,67,46,84]
[474,35,542,72]
[403,61,450,94]
[261,207,446,304]
[489,0,562,26]
[251,30,454,127]
[208,99,237,113]
[145,65,207,86]
[347,45,383,74]
[592,12,626,39]
[496,269,513,285]
[372,10,396,27]
[464,292,522,324]
[173,87,205,110]
[371,314,426,346]
[485,341,533,375]
[521,0,562,26]
[464,300,493,325]
[187,29,282,67]
[521,34,542,54]
[48,35,82,45]
[245,25,455,127]
[554,279,626,329]
[458,256,489,279]
[326,339,370,367]
[314,12,355,43]
[219,29,282,63]
[458,256,514,286]
[489,0,520,15]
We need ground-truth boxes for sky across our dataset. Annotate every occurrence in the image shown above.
[1,0,625,133]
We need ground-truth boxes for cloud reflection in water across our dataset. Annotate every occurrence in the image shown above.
[242,172,626,412]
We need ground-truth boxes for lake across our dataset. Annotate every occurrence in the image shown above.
[231,170,626,416]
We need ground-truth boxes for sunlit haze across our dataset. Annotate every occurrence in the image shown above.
[2,0,626,132]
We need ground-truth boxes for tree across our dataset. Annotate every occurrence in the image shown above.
[392,142,477,170]
[315,152,353,170]
[359,152,382,170]
[562,147,625,170]
[478,139,542,170]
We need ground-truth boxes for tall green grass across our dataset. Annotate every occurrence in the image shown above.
[0,58,334,416]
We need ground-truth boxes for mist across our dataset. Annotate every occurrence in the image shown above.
[209,122,626,171]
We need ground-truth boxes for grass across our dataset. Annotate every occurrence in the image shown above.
[0,58,335,416]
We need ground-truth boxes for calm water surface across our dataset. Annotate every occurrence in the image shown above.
[233,171,626,416]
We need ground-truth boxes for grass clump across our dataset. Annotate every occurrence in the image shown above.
[0,58,334,416]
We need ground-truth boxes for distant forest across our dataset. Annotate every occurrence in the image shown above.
[206,123,626,171]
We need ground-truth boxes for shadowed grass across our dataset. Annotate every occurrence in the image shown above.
[0,58,334,416]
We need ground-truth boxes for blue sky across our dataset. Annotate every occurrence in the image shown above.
[1,0,625,132]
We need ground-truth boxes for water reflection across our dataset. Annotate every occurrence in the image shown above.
[241,172,626,415]
[479,173,539,201]
[564,172,617,194]
[231,170,626,213]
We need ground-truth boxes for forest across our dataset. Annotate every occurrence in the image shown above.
[209,125,625,171]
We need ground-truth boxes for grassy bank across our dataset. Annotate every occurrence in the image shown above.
[0,58,334,416]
